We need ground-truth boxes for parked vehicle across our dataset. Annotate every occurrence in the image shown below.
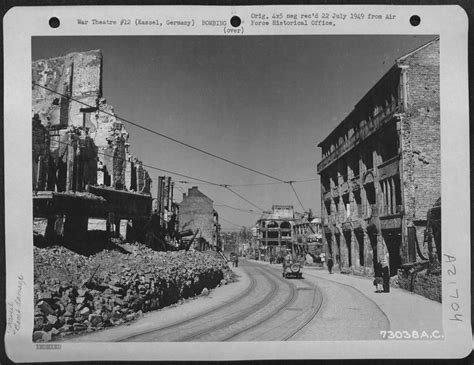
[282,259,303,279]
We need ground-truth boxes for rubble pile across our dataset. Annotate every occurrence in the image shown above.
[33,243,231,342]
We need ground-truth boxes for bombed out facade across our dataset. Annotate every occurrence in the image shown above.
[179,187,220,251]
[317,38,440,277]
[32,50,152,243]
[256,205,303,260]
[32,50,152,194]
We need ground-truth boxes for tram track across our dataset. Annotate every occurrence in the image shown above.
[116,261,325,342]
[178,266,284,341]
[224,264,324,341]
[221,266,298,341]
[116,266,259,342]
[281,279,324,341]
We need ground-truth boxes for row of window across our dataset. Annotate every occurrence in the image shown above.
[321,123,400,191]
[323,175,402,220]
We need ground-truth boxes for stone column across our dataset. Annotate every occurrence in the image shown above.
[339,233,349,269]
[125,158,133,190]
[36,156,44,190]
[331,232,339,269]
[66,137,76,192]
[377,234,389,267]
[390,178,396,213]
[364,230,374,273]
[351,230,360,269]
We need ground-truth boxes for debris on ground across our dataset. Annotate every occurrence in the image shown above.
[33,243,232,341]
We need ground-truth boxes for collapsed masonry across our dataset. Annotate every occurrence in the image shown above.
[32,50,151,193]
[32,50,152,245]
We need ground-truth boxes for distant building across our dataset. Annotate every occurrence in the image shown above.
[255,205,301,260]
[317,38,440,276]
[293,215,323,258]
[179,186,219,250]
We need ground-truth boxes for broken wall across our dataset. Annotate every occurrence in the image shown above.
[32,115,49,190]
[32,50,102,129]
[179,189,215,246]
[399,39,440,222]
[32,49,151,194]
[94,100,129,189]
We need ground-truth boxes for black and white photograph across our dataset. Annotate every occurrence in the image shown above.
[3,5,471,361]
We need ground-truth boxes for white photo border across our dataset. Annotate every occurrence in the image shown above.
[3,5,471,361]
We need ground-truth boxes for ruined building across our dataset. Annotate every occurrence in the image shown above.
[255,205,303,260]
[293,215,323,259]
[317,38,440,278]
[179,187,219,250]
[32,50,152,194]
[32,50,152,243]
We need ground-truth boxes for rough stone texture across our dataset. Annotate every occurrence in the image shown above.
[32,50,102,128]
[93,100,128,189]
[399,40,440,245]
[32,115,50,190]
[32,50,151,194]
[33,244,231,341]
[179,187,215,247]
[398,264,441,302]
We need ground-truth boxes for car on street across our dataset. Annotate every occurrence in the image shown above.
[282,259,303,279]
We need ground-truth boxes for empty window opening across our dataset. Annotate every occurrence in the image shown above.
[267,221,279,229]
[342,193,350,218]
[326,234,333,257]
[379,124,399,163]
[268,231,278,239]
[280,221,291,229]
[322,174,331,192]
[364,148,374,170]
[355,231,365,266]
[335,234,341,266]
[365,183,376,216]
[324,200,331,216]
[349,154,359,178]
[343,231,352,267]
[340,159,348,183]
[353,190,362,216]
[333,197,340,215]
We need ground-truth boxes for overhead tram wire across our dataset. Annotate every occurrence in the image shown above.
[53,139,223,187]
[52,139,269,215]
[33,83,287,184]
[175,184,260,216]
[214,204,261,215]
[288,181,306,213]
[222,186,265,212]
[173,177,319,187]
[219,216,245,228]
[228,178,319,187]
[32,83,311,211]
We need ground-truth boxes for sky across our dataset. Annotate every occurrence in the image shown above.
[32,35,435,231]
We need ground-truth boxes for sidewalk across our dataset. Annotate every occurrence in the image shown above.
[252,259,443,335]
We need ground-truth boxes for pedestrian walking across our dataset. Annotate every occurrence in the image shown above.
[327,257,334,274]
[373,262,383,293]
[381,254,390,293]
[234,255,239,268]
